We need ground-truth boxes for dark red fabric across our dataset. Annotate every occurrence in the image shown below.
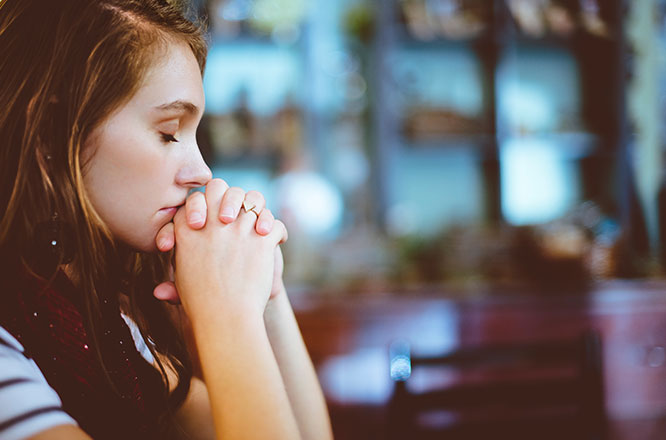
[0,269,168,439]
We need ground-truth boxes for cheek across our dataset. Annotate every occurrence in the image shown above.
[87,130,167,194]
[82,135,173,250]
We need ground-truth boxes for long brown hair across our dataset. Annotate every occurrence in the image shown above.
[0,0,207,426]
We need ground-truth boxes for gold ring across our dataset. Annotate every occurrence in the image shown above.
[242,200,260,216]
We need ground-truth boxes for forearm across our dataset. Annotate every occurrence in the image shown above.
[190,302,301,440]
[263,290,333,440]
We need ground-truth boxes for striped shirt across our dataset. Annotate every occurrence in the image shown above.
[0,316,154,440]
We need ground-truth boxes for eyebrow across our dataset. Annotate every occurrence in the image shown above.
[153,100,200,116]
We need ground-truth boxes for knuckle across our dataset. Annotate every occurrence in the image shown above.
[186,192,198,204]
[274,220,288,236]
[246,190,263,200]
[209,177,226,186]
[226,187,245,201]
[193,195,207,209]
[186,196,198,208]
[190,190,205,200]
[206,178,228,193]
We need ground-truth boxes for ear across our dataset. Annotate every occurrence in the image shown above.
[33,94,60,165]
[35,138,52,168]
[34,136,57,200]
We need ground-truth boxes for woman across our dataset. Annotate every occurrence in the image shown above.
[0,0,332,439]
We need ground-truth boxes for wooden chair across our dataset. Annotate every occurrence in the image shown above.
[387,330,606,440]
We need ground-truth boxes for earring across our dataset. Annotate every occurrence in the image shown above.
[29,212,74,276]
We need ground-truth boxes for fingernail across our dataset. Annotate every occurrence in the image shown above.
[221,207,235,219]
[189,213,203,225]
[258,221,270,233]
[158,237,169,250]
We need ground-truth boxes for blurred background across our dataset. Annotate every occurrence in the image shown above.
[191,0,666,438]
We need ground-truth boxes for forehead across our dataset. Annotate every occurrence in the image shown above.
[130,40,205,116]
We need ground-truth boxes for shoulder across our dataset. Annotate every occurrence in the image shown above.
[0,326,77,440]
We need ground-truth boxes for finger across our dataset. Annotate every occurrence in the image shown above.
[204,178,230,223]
[243,190,266,216]
[239,190,266,230]
[153,281,181,305]
[255,208,274,236]
[173,204,187,228]
[269,246,285,300]
[156,222,175,252]
[218,186,245,223]
[268,219,288,245]
[185,191,207,229]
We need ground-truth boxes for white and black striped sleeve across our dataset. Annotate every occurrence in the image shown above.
[0,326,77,440]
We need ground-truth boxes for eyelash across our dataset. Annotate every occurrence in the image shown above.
[160,133,179,143]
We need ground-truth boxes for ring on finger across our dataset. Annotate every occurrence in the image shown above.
[242,200,260,217]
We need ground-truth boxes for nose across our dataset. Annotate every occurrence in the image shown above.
[175,143,212,188]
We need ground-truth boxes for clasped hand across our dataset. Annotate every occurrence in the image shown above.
[151,179,287,316]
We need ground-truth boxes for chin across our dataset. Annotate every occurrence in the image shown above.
[141,242,161,253]
[113,219,168,253]
[140,234,162,253]
[118,232,160,254]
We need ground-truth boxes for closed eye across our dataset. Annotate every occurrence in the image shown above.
[160,133,179,143]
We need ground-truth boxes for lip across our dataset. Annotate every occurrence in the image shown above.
[158,206,181,218]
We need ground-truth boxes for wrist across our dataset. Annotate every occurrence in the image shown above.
[185,293,265,331]
[192,301,267,349]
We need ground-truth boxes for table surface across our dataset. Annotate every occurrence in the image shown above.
[291,280,666,440]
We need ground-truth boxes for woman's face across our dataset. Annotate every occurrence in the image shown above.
[82,41,212,252]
